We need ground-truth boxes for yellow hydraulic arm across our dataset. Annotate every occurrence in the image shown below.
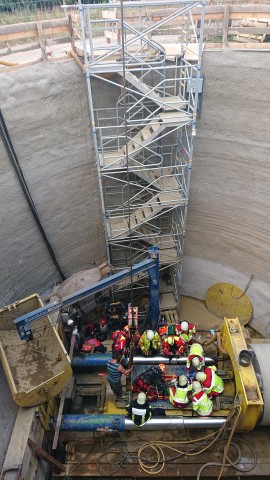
[221,317,263,432]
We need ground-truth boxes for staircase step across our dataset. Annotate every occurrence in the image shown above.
[159,111,190,126]
[158,191,182,205]
[99,151,121,168]
[123,71,186,111]
[161,96,187,111]
[99,111,190,171]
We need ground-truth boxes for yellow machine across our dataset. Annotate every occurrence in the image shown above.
[220,317,263,432]
[0,294,72,407]
[0,289,266,433]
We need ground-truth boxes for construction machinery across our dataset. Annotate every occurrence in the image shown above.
[1,249,270,478]
[0,247,159,407]
[0,245,268,433]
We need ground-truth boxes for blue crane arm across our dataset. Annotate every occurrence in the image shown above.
[14,246,159,341]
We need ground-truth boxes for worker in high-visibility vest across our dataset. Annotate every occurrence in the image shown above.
[162,335,185,356]
[196,366,224,397]
[186,343,204,373]
[126,392,152,427]
[175,320,196,345]
[191,381,213,416]
[138,330,161,356]
[169,375,192,408]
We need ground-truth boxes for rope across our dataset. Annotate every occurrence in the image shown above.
[197,439,257,480]
[136,405,253,477]
[120,0,134,317]
[231,274,255,299]
[91,405,256,479]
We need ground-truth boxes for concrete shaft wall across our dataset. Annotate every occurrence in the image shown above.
[182,50,270,335]
[0,59,106,305]
[1,52,270,335]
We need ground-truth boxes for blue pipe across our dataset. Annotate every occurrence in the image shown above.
[72,353,111,368]
[57,414,125,431]
[55,415,226,431]
[71,355,216,369]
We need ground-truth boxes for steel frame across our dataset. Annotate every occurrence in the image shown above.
[72,0,205,301]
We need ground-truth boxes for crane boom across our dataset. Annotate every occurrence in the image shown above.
[14,246,159,341]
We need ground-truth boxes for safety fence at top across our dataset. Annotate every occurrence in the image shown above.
[1,2,270,68]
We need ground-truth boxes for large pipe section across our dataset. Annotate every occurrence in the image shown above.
[56,414,226,431]
[250,342,270,426]
[72,354,216,369]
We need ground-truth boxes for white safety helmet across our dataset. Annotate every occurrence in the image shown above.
[181,321,189,332]
[146,330,154,341]
[192,381,202,392]
[192,357,200,368]
[137,392,147,405]
[67,319,74,326]
[179,375,188,386]
[196,372,205,382]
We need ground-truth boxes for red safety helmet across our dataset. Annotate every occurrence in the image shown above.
[100,318,107,327]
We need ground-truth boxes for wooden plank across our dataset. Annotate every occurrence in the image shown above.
[0,26,69,42]
[227,42,270,49]
[222,5,230,48]
[230,12,270,20]
[28,438,66,474]
[52,396,65,450]
[68,14,75,51]
[0,18,69,42]
[36,22,47,61]
[228,27,270,34]
[0,59,18,66]
[0,18,68,35]
[2,408,35,476]
[52,338,76,450]
[57,460,270,477]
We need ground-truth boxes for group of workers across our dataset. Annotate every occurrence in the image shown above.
[111,320,197,358]
[106,319,225,424]
[125,365,224,426]
[168,365,224,416]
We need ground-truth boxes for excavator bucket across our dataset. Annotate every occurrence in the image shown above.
[0,294,72,407]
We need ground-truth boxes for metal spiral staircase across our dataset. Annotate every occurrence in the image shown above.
[76,0,205,305]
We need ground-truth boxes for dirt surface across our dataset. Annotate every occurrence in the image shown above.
[0,318,68,392]
[179,295,223,331]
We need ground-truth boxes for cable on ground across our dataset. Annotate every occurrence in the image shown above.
[137,405,255,478]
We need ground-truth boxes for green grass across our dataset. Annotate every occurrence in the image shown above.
[0,7,64,24]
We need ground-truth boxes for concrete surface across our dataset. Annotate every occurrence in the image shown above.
[1,50,270,339]
[0,363,18,470]
[182,50,270,337]
[0,59,107,305]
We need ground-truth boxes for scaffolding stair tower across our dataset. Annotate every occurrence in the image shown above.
[75,0,205,306]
